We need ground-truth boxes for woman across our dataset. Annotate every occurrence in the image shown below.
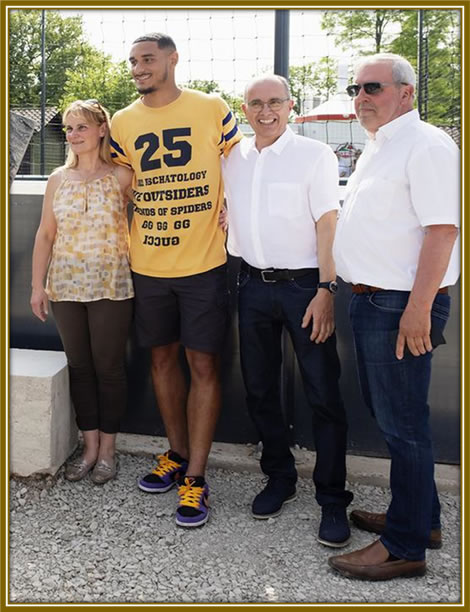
[31,99,134,484]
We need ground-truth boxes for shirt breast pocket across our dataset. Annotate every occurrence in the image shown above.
[268,183,303,218]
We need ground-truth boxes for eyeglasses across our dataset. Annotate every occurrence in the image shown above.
[346,82,407,98]
[247,97,290,112]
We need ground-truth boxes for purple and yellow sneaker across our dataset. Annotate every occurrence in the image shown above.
[138,450,188,493]
[175,476,210,528]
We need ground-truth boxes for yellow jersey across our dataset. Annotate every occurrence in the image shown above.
[110,89,242,277]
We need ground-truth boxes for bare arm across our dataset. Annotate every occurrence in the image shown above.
[301,209,337,343]
[30,171,61,321]
[114,165,134,205]
[396,224,458,359]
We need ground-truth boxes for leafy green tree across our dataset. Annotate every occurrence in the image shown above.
[10,9,139,116]
[320,8,460,127]
[185,79,220,94]
[289,58,338,115]
[10,9,92,107]
[387,10,460,126]
[321,9,399,54]
[61,54,138,116]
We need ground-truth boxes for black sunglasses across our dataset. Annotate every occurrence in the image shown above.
[346,81,407,98]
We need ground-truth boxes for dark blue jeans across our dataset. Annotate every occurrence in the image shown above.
[238,267,353,507]
[350,290,451,560]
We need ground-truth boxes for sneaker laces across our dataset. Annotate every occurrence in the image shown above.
[151,453,181,477]
[178,478,205,509]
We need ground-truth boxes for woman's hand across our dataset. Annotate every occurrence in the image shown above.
[31,287,49,322]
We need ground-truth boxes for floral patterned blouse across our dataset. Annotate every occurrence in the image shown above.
[46,170,134,302]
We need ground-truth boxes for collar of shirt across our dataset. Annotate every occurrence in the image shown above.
[248,125,294,155]
[371,109,419,147]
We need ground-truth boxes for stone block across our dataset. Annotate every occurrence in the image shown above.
[10,348,78,476]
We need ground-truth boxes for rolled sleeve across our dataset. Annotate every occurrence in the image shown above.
[408,143,460,228]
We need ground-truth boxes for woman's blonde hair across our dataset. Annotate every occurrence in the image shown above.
[63,99,113,168]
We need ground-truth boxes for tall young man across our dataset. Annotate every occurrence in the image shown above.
[110,33,242,528]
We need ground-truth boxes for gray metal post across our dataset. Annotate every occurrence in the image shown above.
[423,33,429,121]
[40,10,46,176]
[274,9,294,441]
[274,10,289,78]
[417,9,424,117]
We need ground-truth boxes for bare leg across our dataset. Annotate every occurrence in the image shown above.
[81,429,99,464]
[151,343,189,460]
[184,349,221,477]
[97,432,117,464]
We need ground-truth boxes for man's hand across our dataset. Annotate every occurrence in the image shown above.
[31,287,49,322]
[394,225,458,359]
[301,290,335,343]
[218,205,228,231]
[395,302,432,359]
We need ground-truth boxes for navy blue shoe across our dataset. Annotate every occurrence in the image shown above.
[318,504,351,548]
[252,479,297,519]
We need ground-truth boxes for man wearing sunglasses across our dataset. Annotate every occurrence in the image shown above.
[222,75,353,547]
[330,53,460,580]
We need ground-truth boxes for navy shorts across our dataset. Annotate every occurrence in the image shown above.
[132,264,229,353]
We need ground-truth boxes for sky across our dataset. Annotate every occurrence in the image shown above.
[59,8,353,95]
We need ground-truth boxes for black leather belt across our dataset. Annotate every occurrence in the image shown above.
[241,261,316,283]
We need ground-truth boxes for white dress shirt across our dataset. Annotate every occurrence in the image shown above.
[333,110,460,289]
[222,127,340,269]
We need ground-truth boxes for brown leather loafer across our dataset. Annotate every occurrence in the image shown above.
[350,509,442,549]
[328,540,426,581]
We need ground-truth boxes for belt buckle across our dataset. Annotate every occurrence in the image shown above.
[261,268,276,283]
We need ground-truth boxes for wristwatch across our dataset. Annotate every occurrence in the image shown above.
[317,280,338,295]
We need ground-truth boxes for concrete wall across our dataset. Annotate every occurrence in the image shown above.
[10,181,461,464]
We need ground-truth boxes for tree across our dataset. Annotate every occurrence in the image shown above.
[321,9,400,54]
[10,9,139,116]
[61,55,138,116]
[387,10,460,126]
[184,79,219,94]
[10,10,92,107]
[321,8,461,127]
[289,58,338,116]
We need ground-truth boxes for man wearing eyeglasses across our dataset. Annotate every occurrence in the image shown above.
[330,53,459,580]
[222,75,354,547]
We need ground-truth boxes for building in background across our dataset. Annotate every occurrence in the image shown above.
[14,107,64,176]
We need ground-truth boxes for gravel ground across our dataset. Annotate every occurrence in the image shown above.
[9,452,461,604]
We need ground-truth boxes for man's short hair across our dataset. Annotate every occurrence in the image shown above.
[132,32,177,52]
[244,75,291,101]
[354,53,416,88]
